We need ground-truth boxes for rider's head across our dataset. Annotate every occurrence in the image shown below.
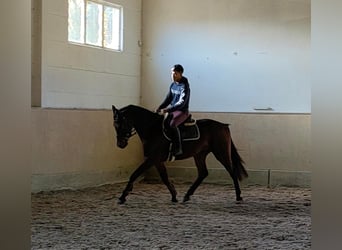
[171,64,184,83]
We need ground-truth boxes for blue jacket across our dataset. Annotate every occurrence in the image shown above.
[158,76,190,113]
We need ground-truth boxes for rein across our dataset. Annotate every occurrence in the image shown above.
[118,127,136,141]
[129,128,137,138]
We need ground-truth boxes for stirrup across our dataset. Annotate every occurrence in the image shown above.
[174,147,183,156]
[168,143,175,162]
[168,148,181,162]
[168,153,176,162]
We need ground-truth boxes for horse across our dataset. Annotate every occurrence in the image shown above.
[112,104,248,204]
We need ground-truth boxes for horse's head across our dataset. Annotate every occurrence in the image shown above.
[112,105,136,148]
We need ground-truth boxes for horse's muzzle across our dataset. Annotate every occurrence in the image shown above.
[117,138,128,148]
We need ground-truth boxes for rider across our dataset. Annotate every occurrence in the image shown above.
[156,64,190,159]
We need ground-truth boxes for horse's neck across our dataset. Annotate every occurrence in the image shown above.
[129,106,162,139]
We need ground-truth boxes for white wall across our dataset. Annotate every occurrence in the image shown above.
[31,108,144,192]
[30,0,312,190]
[41,0,142,109]
[141,0,310,113]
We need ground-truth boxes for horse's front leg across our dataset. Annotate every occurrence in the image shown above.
[183,153,209,202]
[118,158,153,204]
[155,162,178,202]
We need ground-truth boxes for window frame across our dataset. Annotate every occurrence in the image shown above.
[68,0,124,51]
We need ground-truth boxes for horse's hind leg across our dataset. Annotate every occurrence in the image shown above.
[155,162,178,202]
[230,170,242,202]
[183,152,209,202]
[213,151,242,202]
[118,158,153,204]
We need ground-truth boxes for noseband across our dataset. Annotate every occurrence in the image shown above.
[114,114,137,141]
[117,127,136,141]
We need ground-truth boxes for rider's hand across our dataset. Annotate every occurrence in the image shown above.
[157,108,167,115]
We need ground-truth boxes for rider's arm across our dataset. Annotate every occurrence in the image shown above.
[157,85,173,111]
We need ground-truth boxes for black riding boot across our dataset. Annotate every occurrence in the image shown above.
[171,126,182,156]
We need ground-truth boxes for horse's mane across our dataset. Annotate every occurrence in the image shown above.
[121,104,153,115]
[119,105,163,139]
[120,104,161,122]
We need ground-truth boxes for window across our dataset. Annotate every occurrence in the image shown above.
[68,0,123,51]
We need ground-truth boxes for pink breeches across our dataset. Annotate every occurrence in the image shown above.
[169,110,189,127]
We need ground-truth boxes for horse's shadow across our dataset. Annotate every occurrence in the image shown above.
[108,190,310,219]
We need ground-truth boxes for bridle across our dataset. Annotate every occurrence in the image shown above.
[114,114,137,142]
[118,126,137,141]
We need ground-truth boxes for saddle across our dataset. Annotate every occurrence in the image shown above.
[162,114,200,142]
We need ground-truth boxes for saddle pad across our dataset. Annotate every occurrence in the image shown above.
[163,123,200,141]
[180,124,200,141]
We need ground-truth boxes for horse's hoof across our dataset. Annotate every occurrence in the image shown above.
[183,196,190,202]
[172,198,178,203]
[235,197,243,204]
[117,198,126,204]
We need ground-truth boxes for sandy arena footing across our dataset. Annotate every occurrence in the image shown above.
[32,182,311,249]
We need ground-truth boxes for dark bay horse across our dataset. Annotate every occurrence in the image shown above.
[112,104,248,204]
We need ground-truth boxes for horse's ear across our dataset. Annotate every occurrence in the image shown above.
[112,105,117,112]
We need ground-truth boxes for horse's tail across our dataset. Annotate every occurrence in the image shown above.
[231,139,248,181]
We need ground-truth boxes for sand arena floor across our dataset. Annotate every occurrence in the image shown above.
[31,182,311,249]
